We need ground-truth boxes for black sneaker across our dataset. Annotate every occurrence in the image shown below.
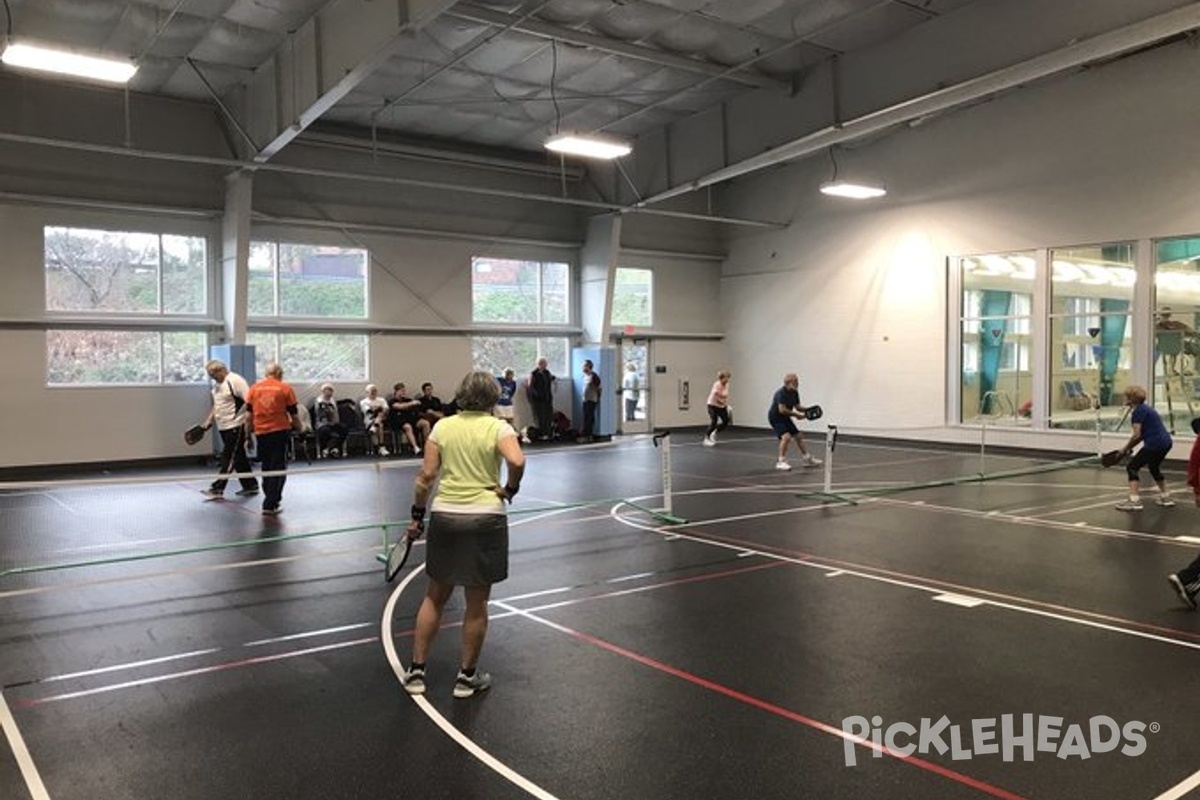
[235,487,260,496]
[1167,574,1197,610]
[453,669,491,698]
[200,488,224,499]
[262,506,282,517]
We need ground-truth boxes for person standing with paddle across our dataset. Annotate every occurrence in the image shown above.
[1114,384,1174,511]
[401,371,525,699]
[768,372,823,472]
[196,359,259,499]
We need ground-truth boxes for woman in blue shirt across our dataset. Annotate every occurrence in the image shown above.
[1115,384,1174,511]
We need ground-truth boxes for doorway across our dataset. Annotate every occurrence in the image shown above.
[618,339,650,434]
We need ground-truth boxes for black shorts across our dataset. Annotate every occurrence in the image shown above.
[425,511,509,586]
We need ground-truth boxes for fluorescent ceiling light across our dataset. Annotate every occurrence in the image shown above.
[819,180,886,199]
[1,42,137,84]
[545,134,631,160]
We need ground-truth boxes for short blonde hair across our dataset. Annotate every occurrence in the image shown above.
[1124,385,1147,404]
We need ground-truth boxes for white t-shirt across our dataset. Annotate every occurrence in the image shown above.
[361,395,387,426]
[211,372,250,430]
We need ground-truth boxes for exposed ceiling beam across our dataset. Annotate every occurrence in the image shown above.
[448,3,789,91]
[250,0,460,163]
[638,1,1200,207]
[0,130,782,229]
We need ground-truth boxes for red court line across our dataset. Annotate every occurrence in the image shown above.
[15,560,786,705]
[505,606,1033,800]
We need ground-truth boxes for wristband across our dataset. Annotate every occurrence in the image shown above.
[503,484,519,500]
[411,504,426,522]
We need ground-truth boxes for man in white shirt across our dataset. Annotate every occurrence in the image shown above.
[198,359,259,499]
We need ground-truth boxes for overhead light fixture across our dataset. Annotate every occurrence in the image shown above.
[1,42,137,84]
[819,146,886,200]
[545,133,631,160]
[819,180,886,199]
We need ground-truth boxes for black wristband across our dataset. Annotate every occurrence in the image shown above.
[503,484,519,499]
[411,504,426,522]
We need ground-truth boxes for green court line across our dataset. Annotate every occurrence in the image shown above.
[2,497,686,580]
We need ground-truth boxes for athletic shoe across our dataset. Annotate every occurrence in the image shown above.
[378,447,390,457]
[702,435,716,447]
[1167,574,1198,610]
[262,506,282,516]
[453,669,491,698]
[802,455,823,467]
[1115,499,1143,511]
[775,460,792,471]
[402,665,427,695]
[200,488,224,499]
[235,487,259,496]
[1156,496,1177,507]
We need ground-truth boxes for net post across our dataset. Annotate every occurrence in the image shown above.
[652,429,673,518]
[823,424,836,494]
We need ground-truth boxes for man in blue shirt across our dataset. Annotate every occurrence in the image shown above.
[1114,385,1174,511]
[767,373,822,471]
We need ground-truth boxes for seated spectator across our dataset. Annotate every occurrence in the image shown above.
[360,384,389,456]
[388,382,422,455]
[314,383,348,458]
[417,382,445,444]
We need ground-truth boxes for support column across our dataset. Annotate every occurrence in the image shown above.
[221,170,253,344]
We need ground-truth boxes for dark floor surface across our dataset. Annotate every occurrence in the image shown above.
[2,430,1199,800]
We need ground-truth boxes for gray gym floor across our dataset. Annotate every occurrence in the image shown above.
[2,432,1199,800]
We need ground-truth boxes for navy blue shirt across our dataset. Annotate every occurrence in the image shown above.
[1132,403,1172,451]
[768,387,800,424]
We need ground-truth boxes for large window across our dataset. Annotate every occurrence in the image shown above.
[959,253,1035,422]
[611,267,653,327]
[44,226,209,385]
[246,332,368,383]
[47,330,207,385]
[1049,243,1134,426]
[249,241,368,318]
[45,226,206,314]
[471,336,568,377]
[1153,237,1200,432]
[471,257,569,324]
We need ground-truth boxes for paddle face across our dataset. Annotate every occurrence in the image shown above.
[385,536,413,582]
[1100,449,1124,468]
[184,425,206,446]
[804,405,824,421]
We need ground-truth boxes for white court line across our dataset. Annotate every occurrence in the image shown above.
[610,495,1200,655]
[244,623,372,647]
[1175,536,1200,545]
[380,566,562,800]
[26,648,219,684]
[933,594,987,608]
[0,690,51,800]
[1151,769,1200,800]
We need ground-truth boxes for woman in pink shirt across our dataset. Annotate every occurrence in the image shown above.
[703,370,731,447]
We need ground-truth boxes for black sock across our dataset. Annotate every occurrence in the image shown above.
[460,666,476,677]
[410,661,425,671]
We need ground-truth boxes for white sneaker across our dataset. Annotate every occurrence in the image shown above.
[378,446,390,457]
[702,436,715,447]
[1157,495,1176,507]
[802,455,822,467]
[775,460,792,471]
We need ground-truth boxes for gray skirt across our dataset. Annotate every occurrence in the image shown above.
[425,511,509,586]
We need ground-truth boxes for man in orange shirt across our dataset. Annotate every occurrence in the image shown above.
[244,362,301,516]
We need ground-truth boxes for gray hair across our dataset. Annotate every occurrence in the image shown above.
[265,362,283,379]
[455,370,501,412]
